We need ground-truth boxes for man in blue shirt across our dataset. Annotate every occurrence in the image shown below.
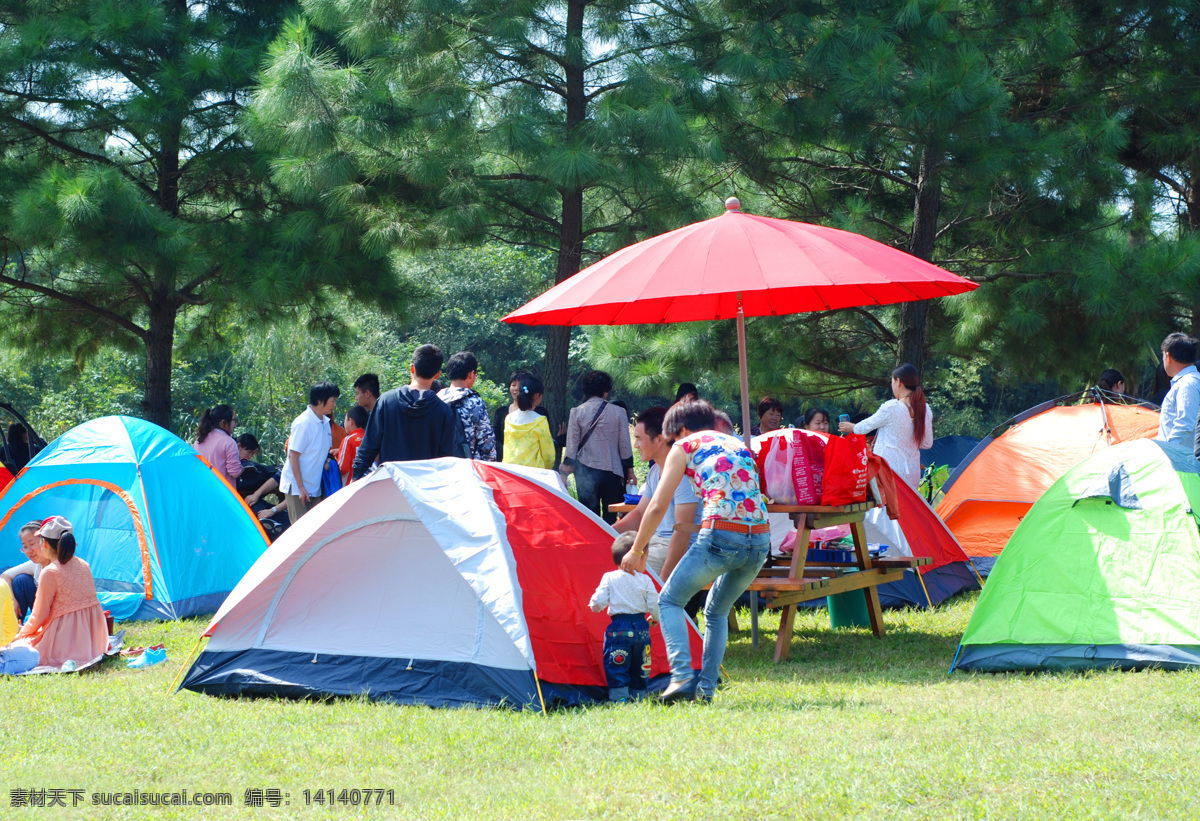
[613,406,701,581]
[1157,333,1200,447]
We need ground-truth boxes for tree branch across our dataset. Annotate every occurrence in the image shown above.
[584,80,628,103]
[778,154,917,191]
[0,271,148,339]
[176,264,224,303]
[1,116,159,200]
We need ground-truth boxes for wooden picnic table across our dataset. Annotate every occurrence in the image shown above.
[755,502,928,661]
[609,500,930,663]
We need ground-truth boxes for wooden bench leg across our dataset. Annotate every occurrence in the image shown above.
[774,604,796,662]
[728,611,739,632]
[864,585,886,637]
[850,519,886,637]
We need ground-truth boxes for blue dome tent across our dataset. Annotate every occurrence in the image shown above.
[0,416,270,620]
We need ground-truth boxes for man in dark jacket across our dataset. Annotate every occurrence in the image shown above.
[352,344,458,478]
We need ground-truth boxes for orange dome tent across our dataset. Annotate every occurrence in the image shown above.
[935,392,1159,569]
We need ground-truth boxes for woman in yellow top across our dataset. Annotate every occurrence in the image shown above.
[503,375,555,470]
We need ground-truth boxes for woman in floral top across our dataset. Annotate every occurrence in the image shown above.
[622,399,770,702]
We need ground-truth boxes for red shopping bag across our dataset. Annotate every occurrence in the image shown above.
[791,430,828,505]
[799,430,825,499]
[821,433,870,506]
[790,431,816,504]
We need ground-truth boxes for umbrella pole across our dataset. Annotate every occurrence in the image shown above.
[737,298,753,450]
[736,297,760,648]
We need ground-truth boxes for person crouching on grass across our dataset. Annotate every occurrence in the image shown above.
[589,532,659,703]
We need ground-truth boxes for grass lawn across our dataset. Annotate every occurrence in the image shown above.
[4,592,1199,820]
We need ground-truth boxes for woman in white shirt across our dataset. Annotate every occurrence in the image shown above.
[838,363,933,489]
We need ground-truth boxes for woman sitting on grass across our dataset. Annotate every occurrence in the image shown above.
[503,375,555,470]
[3,517,107,670]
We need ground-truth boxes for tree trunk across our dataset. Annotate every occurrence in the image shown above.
[1185,156,1200,338]
[898,146,942,375]
[543,325,573,433]
[141,0,186,429]
[542,0,587,432]
[143,298,177,429]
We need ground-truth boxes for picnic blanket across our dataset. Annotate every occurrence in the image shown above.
[6,630,124,676]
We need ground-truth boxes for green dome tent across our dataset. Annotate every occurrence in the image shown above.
[952,438,1200,672]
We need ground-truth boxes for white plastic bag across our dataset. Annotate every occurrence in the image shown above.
[764,435,797,504]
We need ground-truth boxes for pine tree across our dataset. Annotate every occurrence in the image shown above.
[942,0,1200,393]
[0,0,409,427]
[712,0,1127,377]
[249,0,723,426]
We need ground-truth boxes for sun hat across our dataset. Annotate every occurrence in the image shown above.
[36,516,73,540]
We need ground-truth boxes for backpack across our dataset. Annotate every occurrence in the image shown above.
[321,456,343,498]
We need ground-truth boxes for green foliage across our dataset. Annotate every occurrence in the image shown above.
[248,0,727,425]
[390,245,558,384]
[593,0,1192,413]
[0,347,143,439]
[0,0,415,425]
[923,355,1061,437]
[948,231,1200,395]
[0,243,569,461]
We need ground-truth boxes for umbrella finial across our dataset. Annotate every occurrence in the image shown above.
[725,196,741,213]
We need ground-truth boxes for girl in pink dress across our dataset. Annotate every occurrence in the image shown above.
[6,517,107,669]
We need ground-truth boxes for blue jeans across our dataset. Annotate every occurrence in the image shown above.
[603,614,652,701]
[658,527,770,696]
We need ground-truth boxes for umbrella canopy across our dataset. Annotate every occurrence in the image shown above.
[504,199,978,327]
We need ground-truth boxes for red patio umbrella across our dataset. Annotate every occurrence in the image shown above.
[504,198,978,444]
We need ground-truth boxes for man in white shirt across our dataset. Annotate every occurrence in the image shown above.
[280,381,339,522]
[0,522,48,622]
[613,406,700,580]
[1156,333,1200,447]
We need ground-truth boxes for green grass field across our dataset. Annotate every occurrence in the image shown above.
[4,593,1199,820]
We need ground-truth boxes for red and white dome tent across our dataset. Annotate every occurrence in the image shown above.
[179,459,701,710]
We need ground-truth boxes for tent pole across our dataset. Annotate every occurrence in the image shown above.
[735,295,760,648]
[967,557,986,588]
[916,568,933,608]
[534,676,548,715]
[166,635,207,695]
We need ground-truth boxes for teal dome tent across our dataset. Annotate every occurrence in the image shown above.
[0,416,270,620]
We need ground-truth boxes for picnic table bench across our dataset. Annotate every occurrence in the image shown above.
[610,500,930,663]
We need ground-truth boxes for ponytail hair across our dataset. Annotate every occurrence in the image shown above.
[45,532,77,563]
[892,363,926,444]
[197,404,235,444]
[1098,369,1124,392]
[517,376,544,412]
